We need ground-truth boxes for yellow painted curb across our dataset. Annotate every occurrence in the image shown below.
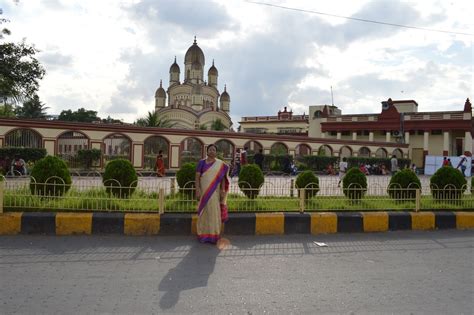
[0,212,22,235]
[456,212,474,229]
[124,213,160,236]
[56,213,92,235]
[255,213,284,235]
[191,214,198,235]
[411,212,435,230]
[362,212,388,232]
[311,212,337,234]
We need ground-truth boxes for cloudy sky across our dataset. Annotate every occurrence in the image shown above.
[2,0,472,127]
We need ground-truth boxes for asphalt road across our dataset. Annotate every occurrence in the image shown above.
[1,231,473,314]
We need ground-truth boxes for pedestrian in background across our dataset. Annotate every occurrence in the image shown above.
[337,157,348,187]
[390,155,398,174]
[456,155,467,177]
[254,149,264,170]
[155,150,165,177]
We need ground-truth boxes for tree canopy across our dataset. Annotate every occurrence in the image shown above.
[211,118,226,131]
[0,9,45,104]
[15,94,49,119]
[134,111,176,128]
[58,108,100,123]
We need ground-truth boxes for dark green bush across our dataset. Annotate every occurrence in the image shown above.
[342,167,367,200]
[102,159,138,198]
[296,156,338,172]
[387,168,421,200]
[0,147,47,163]
[176,162,197,195]
[238,164,264,199]
[29,156,71,196]
[77,148,101,168]
[430,166,467,200]
[295,171,319,199]
[248,154,294,172]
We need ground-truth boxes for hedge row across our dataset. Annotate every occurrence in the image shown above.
[247,154,411,173]
[0,148,47,162]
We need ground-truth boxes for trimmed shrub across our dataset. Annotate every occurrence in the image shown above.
[30,156,71,196]
[295,171,319,199]
[238,164,264,199]
[387,168,421,200]
[102,159,138,198]
[471,177,473,194]
[176,162,197,195]
[342,167,367,200]
[430,166,467,200]
[77,148,101,169]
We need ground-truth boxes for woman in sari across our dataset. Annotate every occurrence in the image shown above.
[156,150,165,177]
[195,144,230,244]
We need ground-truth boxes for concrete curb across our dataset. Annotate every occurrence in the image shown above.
[0,211,473,236]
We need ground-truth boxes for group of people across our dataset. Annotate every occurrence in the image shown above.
[0,155,28,176]
[443,155,468,177]
[335,155,400,187]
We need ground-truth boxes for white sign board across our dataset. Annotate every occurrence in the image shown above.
[424,155,472,176]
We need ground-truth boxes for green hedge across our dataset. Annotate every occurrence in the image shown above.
[387,168,421,200]
[176,162,197,196]
[247,154,294,173]
[295,171,319,199]
[0,148,47,162]
[430,166,467,200]
[102,159,138,198]
[77,148,102,169]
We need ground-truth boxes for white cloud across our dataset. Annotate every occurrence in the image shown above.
[2,0,472,125]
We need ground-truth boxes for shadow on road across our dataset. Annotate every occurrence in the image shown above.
[158,243,219,309]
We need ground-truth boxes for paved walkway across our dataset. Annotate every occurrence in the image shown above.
[1,231,472,314]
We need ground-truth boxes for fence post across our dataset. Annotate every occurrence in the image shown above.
[290,179,294,198]
[170,177,176,195]
[0,180,4,213]
[415,188,420,212]
[299,188,305,213]
[159,188,165,214]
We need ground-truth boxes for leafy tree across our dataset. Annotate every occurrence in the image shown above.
[58,108,100,123]
[0,103,14,117]
[15,94,49,119]
[0,8,11,40]
[210,118,225,131]
[198,124,207,130]
[134,111,176,128]
[0,41,45,104]
[1,8,45,104]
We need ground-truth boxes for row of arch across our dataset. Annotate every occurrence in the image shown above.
[3,128,404,169]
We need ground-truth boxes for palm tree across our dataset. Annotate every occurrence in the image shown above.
[15,94,49,119]
[135,111,176,128]
[210,118,225,131]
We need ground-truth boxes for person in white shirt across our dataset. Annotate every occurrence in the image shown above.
[338,157,348,187]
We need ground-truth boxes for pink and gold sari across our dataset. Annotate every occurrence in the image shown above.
[197,159,230,244]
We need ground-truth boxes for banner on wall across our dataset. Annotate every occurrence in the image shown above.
[424,155,472,176]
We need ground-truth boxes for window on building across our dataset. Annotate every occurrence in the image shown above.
[431,130,442,135]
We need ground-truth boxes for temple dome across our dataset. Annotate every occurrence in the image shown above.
[184,37,205,66]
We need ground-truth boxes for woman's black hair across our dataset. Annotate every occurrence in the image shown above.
[207,144,217,153]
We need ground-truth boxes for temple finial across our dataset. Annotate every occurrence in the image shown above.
[194,36,197,44]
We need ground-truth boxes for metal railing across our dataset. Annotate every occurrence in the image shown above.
[0,176,472,213]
